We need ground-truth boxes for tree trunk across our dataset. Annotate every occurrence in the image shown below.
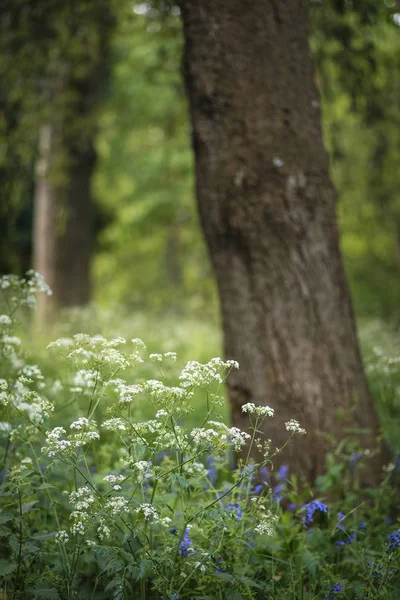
[33,125,95,316]
[181,0,386,485]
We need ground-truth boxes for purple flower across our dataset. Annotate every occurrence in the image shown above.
[358,521,366,530]
[335,540,346,548]
[347,532,357,544]
[206,456,217,483]
[350,451,363,469]
[288,502,297,511]
[272,484,284,501]
[179,528,192,557]
[226,502,242,521]
[325,583,344,599]
[254,484,263,495]
[336,512,346,532]
[278,465,289,480]
[387,529,400,553]
[259,466,270,483]
[302,500,328,527]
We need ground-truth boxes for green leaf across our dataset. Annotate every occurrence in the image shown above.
[31,584,60,599]
[0,559,17,576]
[36,483,56,491]
[172,474,189,489]
[22,500,38,514]
[213,571,235,583]
[226,590,243,600]
[0,513,13,524]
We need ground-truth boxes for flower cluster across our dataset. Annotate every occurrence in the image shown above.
[302,500,328,527]
[387,529,400,553]
[242,403,274,417]
[179,357,238,389]
[285,419,306,435]
[325,583,344,600]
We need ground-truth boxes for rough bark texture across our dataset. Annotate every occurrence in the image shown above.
[181,0,386,485]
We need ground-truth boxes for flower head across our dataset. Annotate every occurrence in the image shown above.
[302,500,328,527]
[285,419,306,435]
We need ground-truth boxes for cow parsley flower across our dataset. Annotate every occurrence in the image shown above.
[254,509,279,536]
[106,496,130,517]
[104,474,125,491]
[241,403,274,417]
[135,503,160,522]
[285,419,306,435]
[55,530,69,544]
[42,427,72,457]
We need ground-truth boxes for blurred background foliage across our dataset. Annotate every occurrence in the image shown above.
[1,0,400,320]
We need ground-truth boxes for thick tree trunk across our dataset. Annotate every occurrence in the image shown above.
[33,125,95,316]
[181,0,386,485]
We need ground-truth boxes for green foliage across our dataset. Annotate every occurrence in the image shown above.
[311,0,400,318]
[93,4,215,312]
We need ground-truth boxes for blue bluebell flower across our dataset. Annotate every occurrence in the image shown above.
[347,532,356,544]
[302,500,328,527]
[335,540,346,548]
[288,502,297,511]
[278,465,289,480]
[336,512,346,532]
[349,450,363,469]
[254,484,263,495]
[387,529,400,553]
[179,528,192,556]
[325,583,344,599]
[358,521,366,530]
[259,466,270,483]
[272,484,284,501]
[226,502,242,521]
[206,456,217,483]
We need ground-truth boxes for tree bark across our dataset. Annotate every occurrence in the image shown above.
[181,0,386,485]
[33,125,95,316]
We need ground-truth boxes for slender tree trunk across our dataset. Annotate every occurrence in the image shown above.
[33,126,95,316]
[181,0,386,485]
[33,125,58,320]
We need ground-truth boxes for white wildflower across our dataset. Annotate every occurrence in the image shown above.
[135,503,160,522]
[221,427,251,450]
[104,474,125,491]
[69,486,95,511]
[285,419,306,435]
[149,353,163,362]
[254,510,279,536]
[97,519,111,540]
[42,427,72,457]
[0,315,12,326]
[242,403,274,417]
[106,496,130,517]
[102,418,127,432]
[55,530,69,543]
[155,409,169,419]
